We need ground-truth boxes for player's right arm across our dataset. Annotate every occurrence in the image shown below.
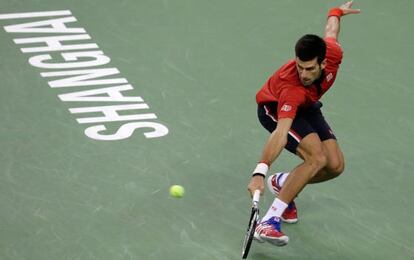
[247,118,293,196]
[259,118,293,166]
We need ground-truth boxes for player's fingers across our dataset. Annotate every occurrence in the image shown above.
[247,186,254,197]
[348,9,361,14]
[342,8,360,15]
[343,1,354,9]
[340,1,350,8]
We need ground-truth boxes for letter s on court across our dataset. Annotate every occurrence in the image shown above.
[84,122,169,141]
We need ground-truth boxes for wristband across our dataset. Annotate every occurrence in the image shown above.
[327,8,344,19]
[252,162,269,177]
[252,173,266,178]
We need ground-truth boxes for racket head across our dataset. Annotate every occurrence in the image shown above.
[241,206,259,259]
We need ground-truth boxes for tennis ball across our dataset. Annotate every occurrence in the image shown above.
[170,185,185,198]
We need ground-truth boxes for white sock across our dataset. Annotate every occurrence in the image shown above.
[276,172,289,187]
[261,198,288,222]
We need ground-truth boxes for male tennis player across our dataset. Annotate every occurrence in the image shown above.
[247,1,360,246]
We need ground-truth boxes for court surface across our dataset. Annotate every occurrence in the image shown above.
[0,0,413,259]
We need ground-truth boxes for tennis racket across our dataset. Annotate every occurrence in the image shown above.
[241,189,261,259]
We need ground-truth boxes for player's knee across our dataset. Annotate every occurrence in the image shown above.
[306,152,328,172]
[326,158,345,177]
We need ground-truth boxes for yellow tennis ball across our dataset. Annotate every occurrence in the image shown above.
[170,185,185,198]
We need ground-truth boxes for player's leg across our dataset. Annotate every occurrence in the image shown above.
[255,104,322,246]
[255,103,344,245]
[300,105,345,183]
[257,104,302,225]
[258,104,316,211]
[272,135,344,191]
[308,139,344,183]
[255,132,327,246]
[277,133,328,203]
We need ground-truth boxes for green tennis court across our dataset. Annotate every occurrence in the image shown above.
[0,0,413,259]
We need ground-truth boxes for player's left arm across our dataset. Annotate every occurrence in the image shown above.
[324,1,361,40]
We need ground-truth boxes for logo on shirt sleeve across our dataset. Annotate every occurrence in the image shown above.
[326,73,333,82]
[281,104,292,112]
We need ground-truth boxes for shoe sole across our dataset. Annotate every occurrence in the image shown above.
[281,217,298,224]
[260,234,289,247]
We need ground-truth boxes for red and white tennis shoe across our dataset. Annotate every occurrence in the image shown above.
[254,217,289,246]
[267,173,298,224]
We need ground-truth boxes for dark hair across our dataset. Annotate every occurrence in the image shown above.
[295,34,326,64]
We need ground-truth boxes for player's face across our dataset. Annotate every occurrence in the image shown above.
[295,57,326,86]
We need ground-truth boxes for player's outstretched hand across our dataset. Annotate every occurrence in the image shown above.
[247,175,265,197]
[339,1,361,16]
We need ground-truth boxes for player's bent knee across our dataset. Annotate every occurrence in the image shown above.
[306,152,328,173]
[326,159,345,177]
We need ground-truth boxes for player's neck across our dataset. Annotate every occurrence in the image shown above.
[314,70,325,85]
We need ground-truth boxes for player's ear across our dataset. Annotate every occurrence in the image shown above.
[320,59,327,70]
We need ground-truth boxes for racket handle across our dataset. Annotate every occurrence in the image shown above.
[253,190,261,203]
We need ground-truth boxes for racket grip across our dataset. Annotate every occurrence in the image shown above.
[253,190,260,203]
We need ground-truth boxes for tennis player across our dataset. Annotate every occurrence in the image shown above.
[247,1,361,246]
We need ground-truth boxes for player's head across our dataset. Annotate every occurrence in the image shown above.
[295,34,327,86]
